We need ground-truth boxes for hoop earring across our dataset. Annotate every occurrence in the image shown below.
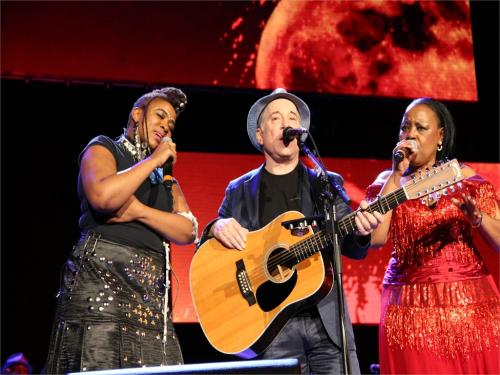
[437,143,443,151]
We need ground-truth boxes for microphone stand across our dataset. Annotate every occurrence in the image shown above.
[299,141,351,375]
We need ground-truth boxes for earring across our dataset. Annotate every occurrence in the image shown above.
[133,121,145,160]
[437,142,443,151]
[133,121,140,147]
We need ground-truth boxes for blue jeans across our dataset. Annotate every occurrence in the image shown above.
[260,314,360,375]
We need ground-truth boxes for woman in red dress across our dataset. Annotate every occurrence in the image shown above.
[366,98,500,374]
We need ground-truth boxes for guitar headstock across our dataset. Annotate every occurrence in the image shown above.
[403,159,464,205]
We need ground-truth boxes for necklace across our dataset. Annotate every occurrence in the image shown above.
[117,134,162,184]
[118,134,141,162]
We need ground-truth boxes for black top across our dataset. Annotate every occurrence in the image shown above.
[77,135,173,252]
[259,163,303,227]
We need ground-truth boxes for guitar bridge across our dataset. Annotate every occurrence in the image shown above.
[236,259,256,306]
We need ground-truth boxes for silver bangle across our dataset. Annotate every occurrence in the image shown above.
[177,211,199,244]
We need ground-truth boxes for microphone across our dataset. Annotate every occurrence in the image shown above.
[393,140,417,162]
[283,126,308,145]
[161,137,174,189]
[163,158,174,189]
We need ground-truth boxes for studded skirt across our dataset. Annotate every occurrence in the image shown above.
[44,233,183,374]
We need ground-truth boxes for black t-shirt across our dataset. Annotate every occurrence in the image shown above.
[258,163,302,227]
[78,135,173,253]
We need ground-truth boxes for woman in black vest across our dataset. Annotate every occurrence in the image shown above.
[45,87,198,373]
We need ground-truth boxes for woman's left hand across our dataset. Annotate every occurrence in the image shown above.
[107,195,144,223]
[451,193,482,227]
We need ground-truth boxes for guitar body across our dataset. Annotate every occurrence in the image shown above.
[190,211,333,358]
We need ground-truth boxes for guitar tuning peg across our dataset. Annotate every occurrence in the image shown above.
[435,192,441,200]
[421,197,427,205]
[442,188,448,195]
[457,182,463,189]
[291,226,310,236]
[449,185,455,192]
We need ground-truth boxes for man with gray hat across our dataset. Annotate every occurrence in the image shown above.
[198,88,383,374]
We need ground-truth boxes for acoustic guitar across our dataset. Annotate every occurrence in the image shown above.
[190,159,464,358]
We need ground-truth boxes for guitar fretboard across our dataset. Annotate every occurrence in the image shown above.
[336,186,407,236]
[289,187,408,265]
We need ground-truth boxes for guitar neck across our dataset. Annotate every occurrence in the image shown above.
[289,187,407,265]
[284,159,464,269]
[336,186,407,237]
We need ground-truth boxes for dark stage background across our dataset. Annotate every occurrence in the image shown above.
[1,1,499,374]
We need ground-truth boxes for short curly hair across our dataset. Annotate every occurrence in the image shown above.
[132,87,187,116]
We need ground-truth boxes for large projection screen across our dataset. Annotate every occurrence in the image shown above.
[2,1,477,100]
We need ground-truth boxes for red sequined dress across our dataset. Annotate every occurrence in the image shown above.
[366,175,500,374]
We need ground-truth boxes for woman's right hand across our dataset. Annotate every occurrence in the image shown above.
[150,137,177,168]
[391,139,417,176]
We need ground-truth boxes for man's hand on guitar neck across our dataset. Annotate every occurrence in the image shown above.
[353,200,384,237]
[211,218,249,250]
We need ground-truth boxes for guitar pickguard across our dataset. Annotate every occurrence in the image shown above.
[256,270,297,312]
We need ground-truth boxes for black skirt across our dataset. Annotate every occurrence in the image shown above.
[45,232,183,373]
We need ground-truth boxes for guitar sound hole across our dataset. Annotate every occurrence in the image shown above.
[266,247,295,283]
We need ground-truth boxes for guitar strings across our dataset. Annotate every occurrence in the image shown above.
[246,189,408,281]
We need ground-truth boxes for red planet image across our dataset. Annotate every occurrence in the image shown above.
[256,0,477,101]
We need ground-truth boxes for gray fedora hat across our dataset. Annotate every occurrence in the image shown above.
[247,88,310,152]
